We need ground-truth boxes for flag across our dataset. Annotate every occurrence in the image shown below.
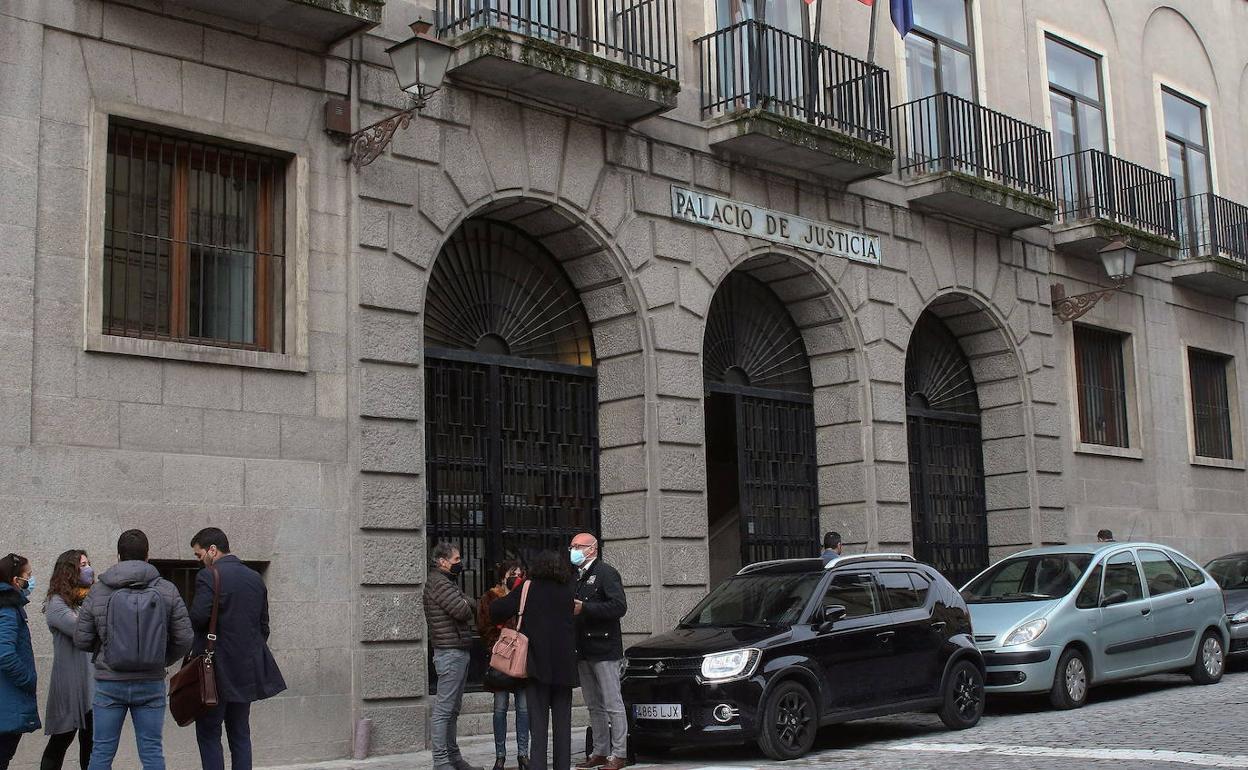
[890,0,914,36]
[857,0,873,5]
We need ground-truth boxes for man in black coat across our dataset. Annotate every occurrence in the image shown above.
[190,528,286,770]
[570,534,628,770]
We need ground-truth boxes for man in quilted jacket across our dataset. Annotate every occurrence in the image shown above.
[423,543,482,770]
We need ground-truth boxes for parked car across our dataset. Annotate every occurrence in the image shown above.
[621,554,984,761]
[1204,552,1248,657]
[963,543,1230,710]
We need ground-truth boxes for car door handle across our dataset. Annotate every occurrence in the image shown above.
[930,621,947,632]
[1140,608,1151,616]
[1185,596,1195,604]
[877,631,896,643]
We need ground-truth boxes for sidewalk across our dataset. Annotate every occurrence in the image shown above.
[256,733,635,770]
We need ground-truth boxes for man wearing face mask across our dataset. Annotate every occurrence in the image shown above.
[423,543,481,770]
[569,534,628,770]
[189,528,286,770]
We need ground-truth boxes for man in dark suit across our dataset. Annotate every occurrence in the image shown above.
[570,534,628,770]
[190,528,286,770]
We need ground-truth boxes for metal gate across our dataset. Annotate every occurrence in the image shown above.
[704,271,818,568]
[905,312,987,587]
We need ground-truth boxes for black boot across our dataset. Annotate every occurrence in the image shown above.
[492,757,506,770]
[517,756,529,770]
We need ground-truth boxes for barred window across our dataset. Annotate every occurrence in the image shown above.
[1073,325,1129,448]
[1189,349,1234,460]
[104,122,287,352]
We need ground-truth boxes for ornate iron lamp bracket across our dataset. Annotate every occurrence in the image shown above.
[346,93,431,170]
[1050,281,1126,323]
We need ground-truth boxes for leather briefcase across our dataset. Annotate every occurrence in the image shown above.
[170,567,220,727]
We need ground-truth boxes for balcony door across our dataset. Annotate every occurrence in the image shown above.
[715,0,807,117]
[1163,89,1212,256]
[901,0,976,172]
[1046,36,1107,221]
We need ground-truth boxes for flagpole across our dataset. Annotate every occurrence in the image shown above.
[805,0,823,123]
[866,0,881,65]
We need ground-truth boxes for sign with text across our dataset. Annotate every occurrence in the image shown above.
[669,185,881,265]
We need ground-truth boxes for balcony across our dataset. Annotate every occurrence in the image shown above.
[1171,193,1248,298]
[436,0,679,123]
[695,22,893,184]
[894,93,1056,231]
[1052,150,1180,266]
[164,0,382,45]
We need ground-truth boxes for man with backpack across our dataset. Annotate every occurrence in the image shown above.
[75,530,193,770]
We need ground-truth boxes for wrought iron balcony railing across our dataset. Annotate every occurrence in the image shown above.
[894,92,1053,199]
[1177,193,1248,264]
[1053,149,1178,241]
[436,0,679,78]
[695,21,891,147]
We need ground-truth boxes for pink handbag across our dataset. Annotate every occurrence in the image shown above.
[489,580,530,679]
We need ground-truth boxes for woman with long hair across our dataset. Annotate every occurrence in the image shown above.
[490,551,576,770]
[477,560,530,770]
[0,552,40,770]
[40,550,94,770]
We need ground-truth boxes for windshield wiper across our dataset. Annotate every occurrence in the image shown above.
[732,621,777,629]
[1002,592,1055,600]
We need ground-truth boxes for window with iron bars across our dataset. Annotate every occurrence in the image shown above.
[1073,325,1130,448]
[103,121,288,353]
[1188,349,1234,460]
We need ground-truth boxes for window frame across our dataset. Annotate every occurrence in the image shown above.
[905,0,978,102]
[1043,34,1108,156]
[1181,345,1243,469]
[86,102,309,372]
[1070,323,1138,455]
[1160,86,1212,198]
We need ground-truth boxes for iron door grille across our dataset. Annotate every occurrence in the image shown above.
[735,391,819,565]
[907,410,987,588]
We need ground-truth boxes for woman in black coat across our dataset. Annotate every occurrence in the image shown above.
[491,551,576,770]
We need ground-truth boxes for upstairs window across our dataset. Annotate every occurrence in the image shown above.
[1188,349,1234,460]
[1046,36,1106,157]
[104,122,288,353]
[1162,88,1211,199]
[905,0,975,101]
[1073,326,1130,448]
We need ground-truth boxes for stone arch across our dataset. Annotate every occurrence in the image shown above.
[1142,6,1220,99]
[907,290,1036,572]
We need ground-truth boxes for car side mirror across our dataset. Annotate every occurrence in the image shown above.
[1100,589,1128,607]
[818,604,847,631]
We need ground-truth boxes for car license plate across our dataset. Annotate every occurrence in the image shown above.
[634,703,681,720]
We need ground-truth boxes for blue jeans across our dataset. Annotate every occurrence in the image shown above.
[492,689,529,758]
[195,701,251,770]
[431,649,470,768]
[88,679,166,770]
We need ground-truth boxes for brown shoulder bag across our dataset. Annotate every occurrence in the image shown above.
[170,567,220,727]
[488,580,530,679]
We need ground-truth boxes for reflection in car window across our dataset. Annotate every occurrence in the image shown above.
[1205,555,1248,590]
[1075,563,1103,609]
[879,571,922,611]
[681,573,824,628]
[909,573,932,606]
[963,553,1092,602]
[1139,549,1187,596]
[1104,551,1144,602]
[824,573,881,618]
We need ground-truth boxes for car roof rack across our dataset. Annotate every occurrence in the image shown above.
[823,553,917,570]
[736,558,823,575]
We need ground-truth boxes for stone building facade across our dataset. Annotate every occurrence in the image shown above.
[1,0,1246,767]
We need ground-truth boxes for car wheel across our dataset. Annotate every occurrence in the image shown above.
[1049,647,1089,710]
[1190,631,1225,685]
[938,659,984,730]
[756,680,818,761]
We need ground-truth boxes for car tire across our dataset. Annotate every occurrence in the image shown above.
[1190,630,1225,685]
[1049,647,1089,710]
[938,659,984,730]
[756,680,818,761]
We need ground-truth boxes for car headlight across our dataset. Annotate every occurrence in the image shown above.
[1231,610,1248,625]
[699,649,760,682]
[1002,618,1048,647]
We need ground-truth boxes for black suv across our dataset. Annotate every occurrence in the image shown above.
[621,555,984,760]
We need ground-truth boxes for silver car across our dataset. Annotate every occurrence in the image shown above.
[1204,552,1248,656]
[962,543,1230,709]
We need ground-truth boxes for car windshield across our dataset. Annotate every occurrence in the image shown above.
[680,572,824,628]
[1206,556,1248,590]
[963,553,1094,602]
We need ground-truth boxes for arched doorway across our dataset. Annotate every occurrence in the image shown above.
[423,216,599,607]
[905,310,988,587]
[703,270,818,585]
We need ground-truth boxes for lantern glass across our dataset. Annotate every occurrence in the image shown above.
[1098,242,1137,282]
[386,33,454,96]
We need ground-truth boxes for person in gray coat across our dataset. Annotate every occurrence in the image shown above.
[41,550,95,770]
[75,530,192,770]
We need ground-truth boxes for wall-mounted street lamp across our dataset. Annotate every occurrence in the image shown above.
[1050,240,1138,322]
[340,20,455,170]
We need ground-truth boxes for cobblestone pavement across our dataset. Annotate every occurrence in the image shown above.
[262,663,1248,770]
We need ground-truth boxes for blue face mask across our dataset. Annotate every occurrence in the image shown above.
[19,576,34,596]
[569,549,587,567]
[80,566,95,587]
